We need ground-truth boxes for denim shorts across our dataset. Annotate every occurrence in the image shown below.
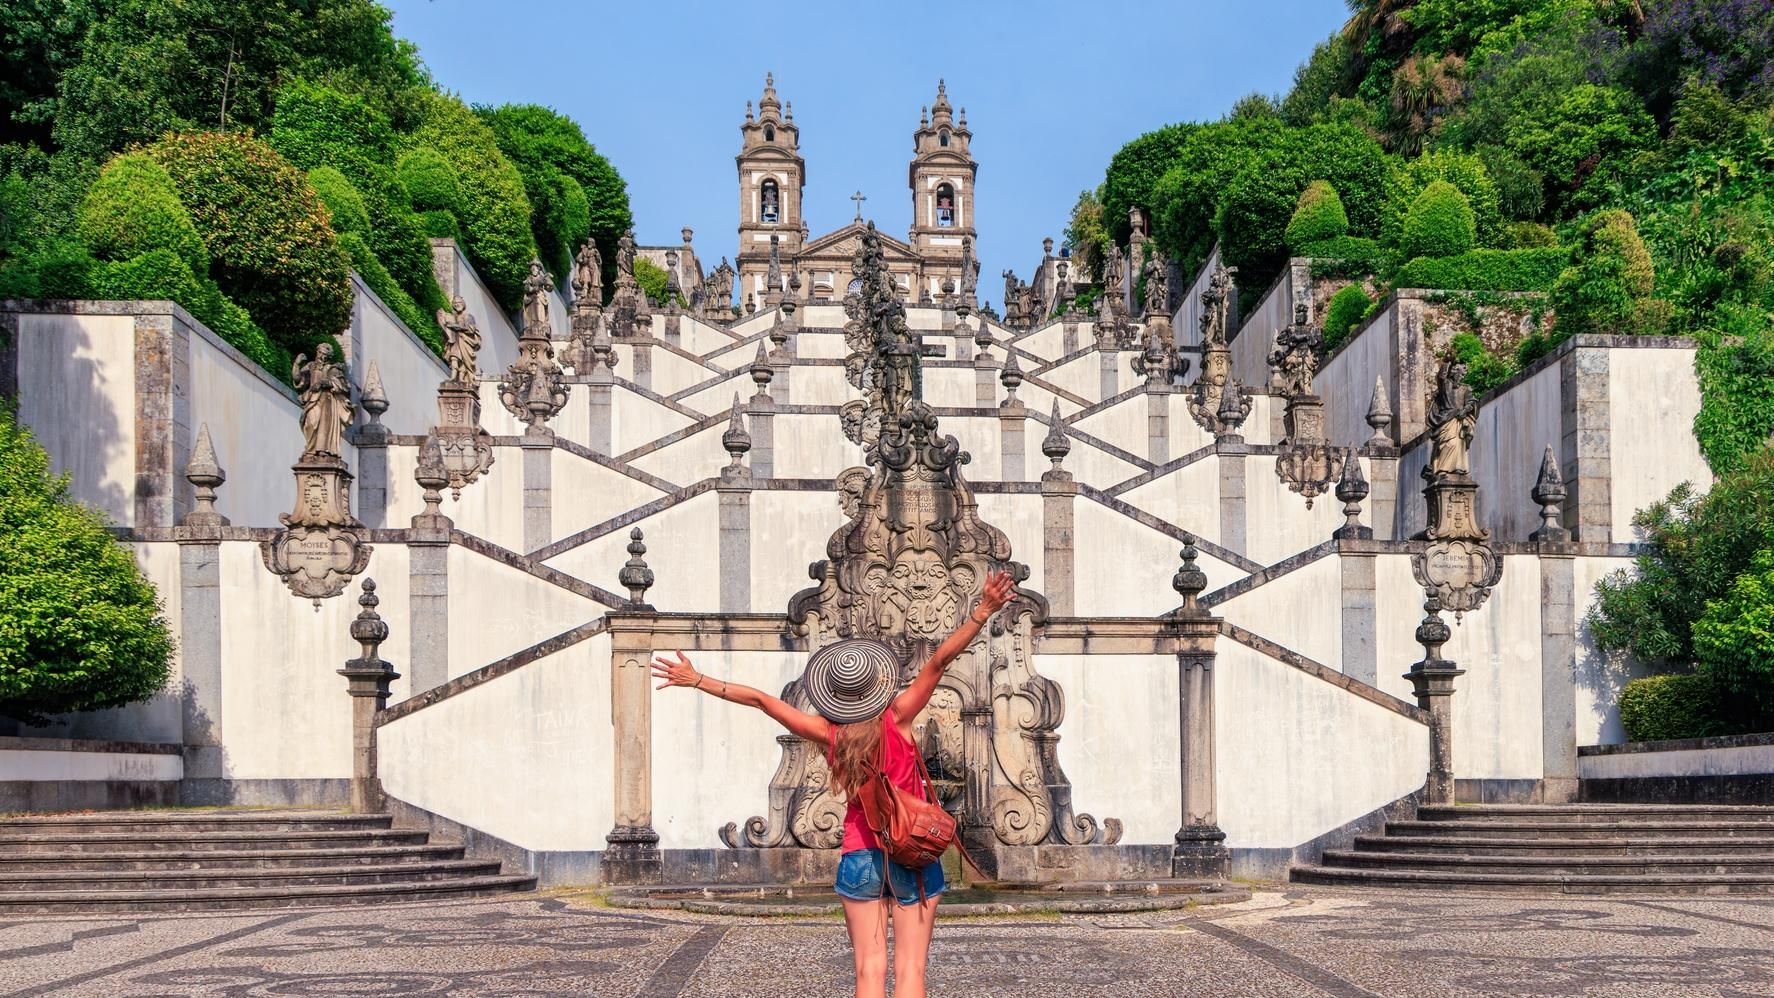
[834,848,946,905]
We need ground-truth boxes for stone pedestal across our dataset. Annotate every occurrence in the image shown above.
[1146,386,1169,465]
[630,339,653,392]
[1363,444,1399,541]
[178,532,224,789]
[521,428,553,555]
[605,611,662,883]
[1338,545,1379,686]
[1216,440,1247,557]
[337,581,399,815]
[354,432,389,528]
[1172,623,1228,878]
[999,401,1026,480]
[587,366,614,455]
[1405,598,1464,805]
[1539,546,1580,803]
[1099,349,1119,401]
[717,476,752,613]
[261,458,370,606]
[1041,473,1077,616]
[407,531,449,694]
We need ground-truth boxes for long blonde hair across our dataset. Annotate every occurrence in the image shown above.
[828,716,884,800]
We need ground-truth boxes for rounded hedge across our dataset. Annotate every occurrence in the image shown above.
[1285,180,1349,249]
[340,231,443,356]
[1402,181,1477,259]
[1390,151,1504,247]
[1322,283,1373,352]
[89,248,284,373]
[1550,209,1656,337]
[146,131,353,352]
[307,166,370,237]
[1505,221,1558,248]
[0,408,172,723]
[1618,673,1719,742]
[406,92,535,311]
[396,147,463,215]
[76,153,208,275]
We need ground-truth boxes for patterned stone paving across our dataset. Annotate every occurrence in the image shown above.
[2,888,1772,996]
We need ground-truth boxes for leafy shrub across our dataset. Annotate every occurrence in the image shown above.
[1618,673,1721,742]
[476,104,631,283]
[1694,311,1774,475]
[420,209,459,239]
[1300,236,1391,277]
[1449,331,1518,395]
[1285,180,1349,249]
[1402,181,1477,258]
[1504,221,1557,248]
[1549,208,1658,338]
[0,407,172,722]
[307,166,370,236]
[1102,122,1201,248]
[634,257,681,306]
[31,237,98,298]
[75,154,207,274]
[339,231,442,356]
[406,92,535,311]
[1322,284,1374,352]
[88,248,285,373]
[1393,247,1565,291]
[1474,144,1544,221]
[396,147,464,216]
[1389,150,1504,246]
[146,131,353,353]
[1693,549,1774,728]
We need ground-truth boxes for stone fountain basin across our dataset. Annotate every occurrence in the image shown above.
[605,880,1250,916]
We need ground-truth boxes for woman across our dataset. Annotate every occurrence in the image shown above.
[652,569,1015,998]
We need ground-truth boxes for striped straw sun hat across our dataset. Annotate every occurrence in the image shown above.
[802,639,898,725]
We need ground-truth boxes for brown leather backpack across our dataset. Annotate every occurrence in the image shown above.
[857,742,956,871]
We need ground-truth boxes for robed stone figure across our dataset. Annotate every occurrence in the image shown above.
[1426,358,1477,477]
[522,259,554,333]
[572,241,603,307]
[439,295,481,384]
[293,343,353,460]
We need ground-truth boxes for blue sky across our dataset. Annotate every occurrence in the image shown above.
[385,0,1348,281]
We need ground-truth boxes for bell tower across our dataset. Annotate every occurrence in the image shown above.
[736,73,805,303]
[906,79,976,299]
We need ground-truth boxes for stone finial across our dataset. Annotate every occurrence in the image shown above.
[973,316,993,353]
[745,293,757,315]
[349,578,389,658]
[1365,376,1393,446]
[749,340,774,392]
[1216,380,1249,438]
[184,422,229,528]
[412,434,451,529]
[768,310,789,349]
[722,393,752,469]
[360,361,389,426]
[1041,400,1071,471]
[1333,450,1372,540]
[682,226,694,245]
[619,528,655,607]
[1172,534,1208,613]
[1530,444,1570,542]
[1043,236,1054,257]
[999,350,1024,402]
[1413,591,1452,664]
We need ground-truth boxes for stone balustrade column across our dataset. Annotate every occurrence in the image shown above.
[177,424,226,804]
[1533,442,1579,802]
[338,579,399,814]
[407,531,449,694]
[521,428,553,554]
[630,339,654,392]
[605,534,662,882]
[1040,402,1076,615]
[1146,384,1170,465]
[1062,318,1078,355]
[1169,538,1229,878]
[1406,595,1464,805]
[1099,348,1119,401]
[587,364,614,455]
[1339,546,1379,686]
[974,353,997,407]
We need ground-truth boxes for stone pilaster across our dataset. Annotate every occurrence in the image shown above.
[1538,546,1579,802]
[587,365,614,455]
[1216,439,1247,557]
[717,485,752,613]
[521,429,552,554]
[1146,385,1170,465]
[1405,595,1464,805]
[1560,345,1612,542]
[1099,348,1119,401]
[1169,539,1229,878]
[1041,403,1076,616]
[999,400,1027,480]
[605,610,662,883]
[974,352,997,407]
[338,579,399,814]
[133,311,193,528]
[630,338,653,392]
[407,531,449,694]
[1062,317,1078,355]
[353,364,391,528]
[1338,545,1379,686]
[748,393,775,481]
[177,535,224,792]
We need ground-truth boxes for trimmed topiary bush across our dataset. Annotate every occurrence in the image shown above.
[1618,673,1721,742]
[1505,221,1557,249]
[405,92,535,311]
[1450,331,1518,395]
[396,147,464,216]
[1550,209,1658,338]
[75,153,207,275]
[146,132,353,354]
[419,210,459,240]
[1285,180,1349,250]
[88,249,284,374]
[307,166,370,237]
[1322,284,1374,352]
[1403,181,1477,259]
[1300,236,1391,276]
[1393,247,1566,292]
[30,237,98,298]
[339,231,443,356]
[1389,150,1504,247]
[0,407,172,723]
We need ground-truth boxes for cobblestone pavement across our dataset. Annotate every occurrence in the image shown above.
[3,887,1774,997]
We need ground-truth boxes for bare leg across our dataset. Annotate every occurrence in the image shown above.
[842,897,890,998]
[889,892,940,998]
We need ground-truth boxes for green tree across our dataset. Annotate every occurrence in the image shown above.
[0,0,99,149]
[405,91,535,311]
[1402,180,1477,258]
[1389,149,1504,246]
[1063,187,1108,288]
[1280,33,1353,126]
[1102,122,1201,249]
[0,407,172,723]
[1322,283,1374,351]
[1549,208,1657,338]
[476,104,631,286]
[147,131,354,353]
[76,153,208,274]
[1285,180,1349,249]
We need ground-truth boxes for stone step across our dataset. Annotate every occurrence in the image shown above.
[1353,834,1774,856]
[1417,805,1774,824]
[0,859,503,892]
[0,843,467,873]
[1320,850,1774,876]
[1386,820,1774,840]
[0,829,431,854]
[1292,865,1774,894]
[0,874,538,914]
[0,810,392,836]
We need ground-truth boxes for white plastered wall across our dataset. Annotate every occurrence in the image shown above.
[16,313,138,525]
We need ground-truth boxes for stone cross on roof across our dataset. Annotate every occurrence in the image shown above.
[850,190,866,220]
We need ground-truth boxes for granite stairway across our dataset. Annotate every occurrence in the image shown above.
[1292,804,1774,894]
[0,809,535,912]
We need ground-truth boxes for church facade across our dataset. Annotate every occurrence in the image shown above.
[734,74,977,305]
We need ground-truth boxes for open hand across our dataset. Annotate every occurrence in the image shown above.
[651,651,700,690]
[978,570,1015,616]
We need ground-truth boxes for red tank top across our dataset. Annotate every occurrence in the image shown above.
[830,713,925,853]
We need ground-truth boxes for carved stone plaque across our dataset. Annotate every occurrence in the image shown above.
[1413,538,1502,615]
[261,524,372,607]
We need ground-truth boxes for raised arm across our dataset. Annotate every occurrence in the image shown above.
[652,651,831,744]
[891,570,1015,724]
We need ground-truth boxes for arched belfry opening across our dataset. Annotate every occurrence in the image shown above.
[936,183,956,227]
[760,179,780,224]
